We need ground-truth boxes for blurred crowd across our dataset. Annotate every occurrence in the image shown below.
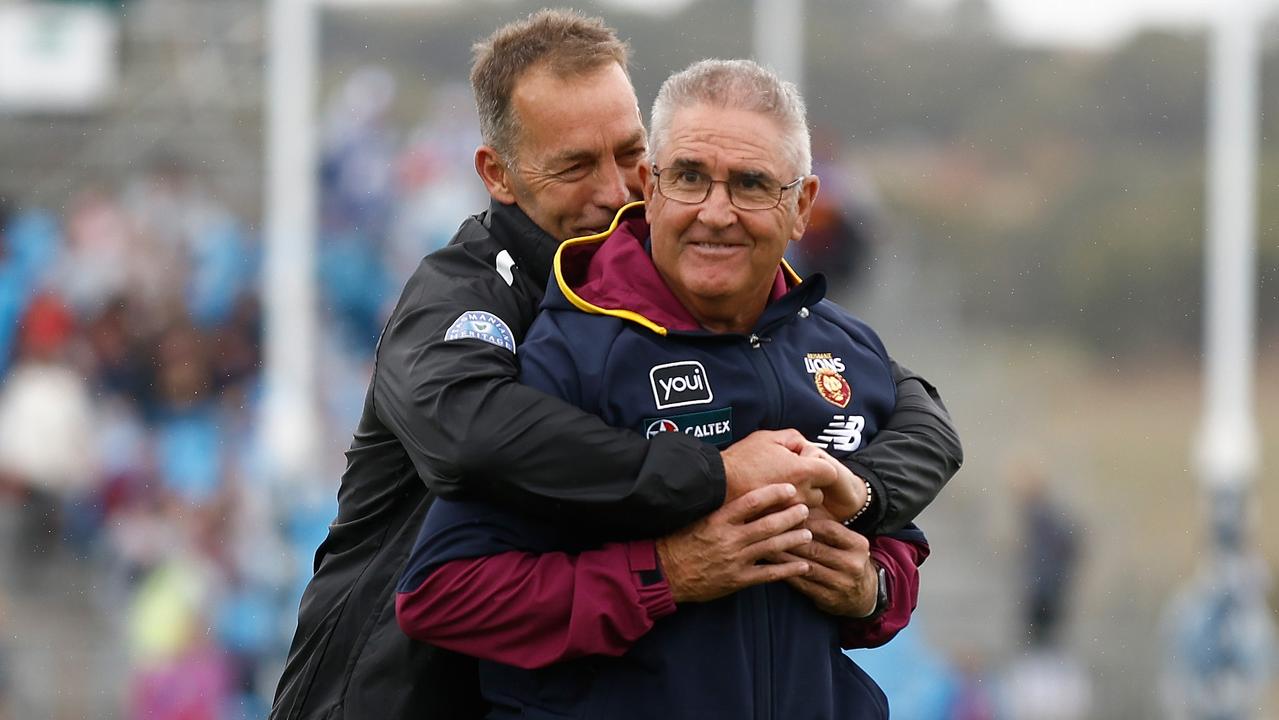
[0,162,274,719]
[0,67,485,720]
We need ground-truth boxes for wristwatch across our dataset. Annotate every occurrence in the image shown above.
[861,563,890,620]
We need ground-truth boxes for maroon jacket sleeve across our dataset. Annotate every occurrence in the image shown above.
[396,539,677,670]
[838,534,929,649]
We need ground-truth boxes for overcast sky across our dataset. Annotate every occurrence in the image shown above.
[948,0,1278,47]
[328,0,1279,48]
[592,0,1279,48]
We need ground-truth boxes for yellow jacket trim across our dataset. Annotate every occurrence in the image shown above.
[553,201,669,336]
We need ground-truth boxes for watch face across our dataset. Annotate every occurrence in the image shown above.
[874,565,890,614]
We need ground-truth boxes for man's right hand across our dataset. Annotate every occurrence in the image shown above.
[721,429,839,507]
[656,484,813,604]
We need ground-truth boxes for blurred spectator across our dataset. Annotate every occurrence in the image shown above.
[320,65,399,243]
[127,553,232,720]
[56,189,133,316]
[998,648,1093,720]
[186,217,255,329]
[998,460,1092,720]
[0,206,60,378]
[85,296,156,409]
[0,294,96,580]
[153,320,223,505]
[791,188,873,291]
[211,293,263,395]
[1011,462,1082,647]
[318,230,391,349]
[785,141,879,294]
[388,83,488,264]
[948,652,997,720]
[1160,536,1274,719]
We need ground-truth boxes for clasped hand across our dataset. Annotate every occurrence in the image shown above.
[656,430,878,616]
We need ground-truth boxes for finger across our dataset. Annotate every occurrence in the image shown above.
[790,553,855,589]
[808,505,837,523]
[735,560,810,589]
[738,504,810,544]
[769,428,811,454]
[782,574,849,613]
[800,443,837,464]
[798,442,828,460]
[808,518,869,552]
[783,573,830,597]
[788,540,856,574]
[722,483,799,524]
[798,456,840,489]
[799,487,824,508]
[744,527,814,561]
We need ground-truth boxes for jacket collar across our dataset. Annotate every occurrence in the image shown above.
[483,199,559,286]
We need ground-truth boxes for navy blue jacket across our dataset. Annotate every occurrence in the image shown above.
[401,206,927,720]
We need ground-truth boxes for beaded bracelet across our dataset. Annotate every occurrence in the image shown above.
[843,478,873,528]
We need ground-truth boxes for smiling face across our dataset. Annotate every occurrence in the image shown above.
[642,104,818,333]
[477,61,647,241]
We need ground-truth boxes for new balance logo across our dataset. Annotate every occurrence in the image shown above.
[813,415,865,452]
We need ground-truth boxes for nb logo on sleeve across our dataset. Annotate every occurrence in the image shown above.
[649,361,713,410]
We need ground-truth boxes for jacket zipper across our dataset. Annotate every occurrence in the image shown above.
[744,332,784,720]
[750,586,773,720]
[744,333,784,429]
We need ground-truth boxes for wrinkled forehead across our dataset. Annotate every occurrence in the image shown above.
[511,63,644,158]
[657,105,790,176]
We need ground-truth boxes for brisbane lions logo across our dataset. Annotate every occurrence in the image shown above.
[805,353,851,408]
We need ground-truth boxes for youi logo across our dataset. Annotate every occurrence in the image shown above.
[649,361,713,410]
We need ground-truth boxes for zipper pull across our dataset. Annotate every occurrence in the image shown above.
[748,333,772,349]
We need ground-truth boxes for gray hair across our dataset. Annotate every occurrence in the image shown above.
[648,58,812,177]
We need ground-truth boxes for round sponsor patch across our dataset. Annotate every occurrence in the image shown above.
[444,310,516,353]
[814,367,852,408]
[644,418,680,438]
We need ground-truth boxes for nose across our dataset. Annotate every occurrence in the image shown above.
[696,181,737,229]
[595,157,634,210]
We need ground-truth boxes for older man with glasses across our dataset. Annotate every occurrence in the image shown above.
[395,59,938,720]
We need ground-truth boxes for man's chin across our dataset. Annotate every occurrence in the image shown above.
[568,224,607,239]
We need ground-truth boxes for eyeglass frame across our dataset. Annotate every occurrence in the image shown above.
[650,165,806,211]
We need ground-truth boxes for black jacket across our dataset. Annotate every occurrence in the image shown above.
[268,200,963,720]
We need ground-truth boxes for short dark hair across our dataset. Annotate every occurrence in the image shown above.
[470,8,630,160]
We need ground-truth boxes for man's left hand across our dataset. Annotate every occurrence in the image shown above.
[796,443,867,522]
[773,517,879,618]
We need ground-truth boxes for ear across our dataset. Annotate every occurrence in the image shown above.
[790,175,821,242]
[475,146,517,205]
[639,162,656,220]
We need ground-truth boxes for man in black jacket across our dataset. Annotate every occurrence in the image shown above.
[269,10,962,720]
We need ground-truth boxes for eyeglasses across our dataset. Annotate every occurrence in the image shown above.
[652,165,805,211]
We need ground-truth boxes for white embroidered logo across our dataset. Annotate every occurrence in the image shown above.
[495,250,516,287]
[813,415,865,452]
[649,361,713,410]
